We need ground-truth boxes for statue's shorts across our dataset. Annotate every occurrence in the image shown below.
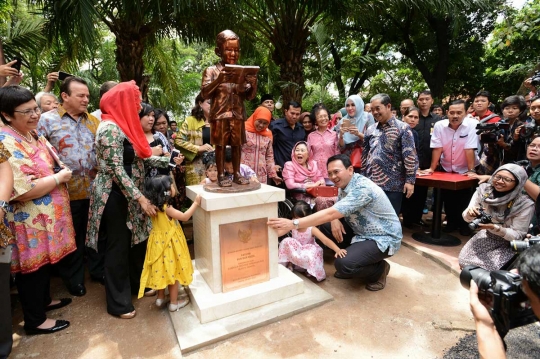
[210,118,246,146]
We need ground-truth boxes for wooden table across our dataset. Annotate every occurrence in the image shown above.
[412,172,478,247]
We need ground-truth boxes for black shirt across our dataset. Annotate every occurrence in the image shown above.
[416,112,442,169]
[269,118,306,168]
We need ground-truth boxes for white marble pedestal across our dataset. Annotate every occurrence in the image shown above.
[171,184,332,353]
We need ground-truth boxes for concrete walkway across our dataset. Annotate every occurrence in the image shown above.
[10,222,476,358]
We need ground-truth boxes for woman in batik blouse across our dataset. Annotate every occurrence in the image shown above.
[87,81,168,319]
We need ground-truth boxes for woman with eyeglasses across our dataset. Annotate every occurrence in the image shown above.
[175,93,214,185]
[0,86,75,335]
[458,163,534,271]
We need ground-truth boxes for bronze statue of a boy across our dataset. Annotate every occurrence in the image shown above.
[201,30,258,187]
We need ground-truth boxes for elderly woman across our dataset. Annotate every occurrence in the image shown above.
[241,106,281,185]
[299,111,315,140]
[175,93,214,185]
[459,164,535,271]
[87,81,168,319]
[336,95,374,171]
[307,104,339,179]
[0,86,75,335]
[283,141,336,210]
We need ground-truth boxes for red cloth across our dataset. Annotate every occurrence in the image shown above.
[472,109,501,124]
[100,81,152,158]
[245,106,273,139]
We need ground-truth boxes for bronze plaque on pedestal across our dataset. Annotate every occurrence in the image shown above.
[220,218,269,292]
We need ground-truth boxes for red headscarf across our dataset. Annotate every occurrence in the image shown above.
[245,106,273,139]
[100,81,152,159]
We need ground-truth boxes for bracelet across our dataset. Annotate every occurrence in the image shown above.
[53,175,60,186]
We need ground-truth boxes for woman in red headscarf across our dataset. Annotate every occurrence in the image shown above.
[241,106,281,185]
[87,81,168,319]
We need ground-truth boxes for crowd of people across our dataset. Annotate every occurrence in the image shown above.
[1,53,540,358]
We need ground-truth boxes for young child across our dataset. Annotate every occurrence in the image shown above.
[276,201,347,281]
[224,146,258,183]
[200,161,219,185]
[138,175,202,311]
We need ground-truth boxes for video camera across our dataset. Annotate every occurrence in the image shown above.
[531,70,540,87]
[461,265,538,338]
[519,122,540,140]
[510,237,540,253]
[476,122,510,143]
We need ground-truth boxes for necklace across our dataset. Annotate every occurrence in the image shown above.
[7,125,33,143]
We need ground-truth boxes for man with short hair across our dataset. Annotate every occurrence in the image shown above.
[420,100,480,235]
[473,90,503,175]
[269,101,305,169]
[472,91,500,124]
[38,76,100,296]
[400,98,414,118]
[402,90,442,227]
[268,154,402,291]
[91,81,118,121]
[363,93,418,214]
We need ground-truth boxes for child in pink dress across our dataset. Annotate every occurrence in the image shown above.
[277,201,347,281]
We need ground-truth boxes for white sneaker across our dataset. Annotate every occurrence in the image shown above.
[168,298,189,312]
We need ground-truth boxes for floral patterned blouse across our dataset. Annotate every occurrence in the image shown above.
[241,131,277,184]
[86,122,168,250]
[0,129,76,273]
[0,142,14,249]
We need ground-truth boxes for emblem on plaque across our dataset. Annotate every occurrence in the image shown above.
[238,228,252,243]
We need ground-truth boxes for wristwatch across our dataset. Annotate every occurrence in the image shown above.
[292,219,300,229]
[0,200,9,215]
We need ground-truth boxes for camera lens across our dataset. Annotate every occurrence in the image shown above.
[460,265,492,290]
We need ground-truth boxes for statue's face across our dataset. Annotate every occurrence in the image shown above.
[220,39,239,64]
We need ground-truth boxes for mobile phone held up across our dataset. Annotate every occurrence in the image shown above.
[58,71,75,81]
[169,149,181,168]
[12,58,22,73]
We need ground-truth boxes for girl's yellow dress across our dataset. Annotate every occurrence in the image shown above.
[138,206,193,298]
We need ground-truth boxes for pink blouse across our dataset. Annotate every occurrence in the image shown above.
[241,131,278,184]
[307,129,339,178]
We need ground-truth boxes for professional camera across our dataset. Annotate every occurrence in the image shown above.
[468,207,493,230]
[510,237,540,253]
[531,70,540,87]
[460,265,538,338]
[476,122,510,143]
[519,122,540,140]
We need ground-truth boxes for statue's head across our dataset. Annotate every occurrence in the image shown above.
[215,30,240,65]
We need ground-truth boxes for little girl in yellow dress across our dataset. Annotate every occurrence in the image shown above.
[138,175,201,311]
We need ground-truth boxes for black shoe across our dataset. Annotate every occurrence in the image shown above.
[333,271,352,279]
[68,283,86,297]
[459,227,473,236]
[45,298,72,312]
[24,320,70,335]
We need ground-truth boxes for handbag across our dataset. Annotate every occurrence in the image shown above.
[306,186,338,198]
[350,146,362,168]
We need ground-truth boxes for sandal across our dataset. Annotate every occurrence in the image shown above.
[144,289,157,297]
[366,261,390,291]
[119,310,136,319]
[234,174,249,185]
[168,298,189,312]
[218,175,232,187]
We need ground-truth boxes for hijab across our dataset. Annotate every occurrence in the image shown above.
[479,164,528,208]
[340,95,371,145]
[289,141,319,179]
[245,106,273,139]
[100,81,152,158]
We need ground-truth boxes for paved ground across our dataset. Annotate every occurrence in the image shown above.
[10,243,474,359]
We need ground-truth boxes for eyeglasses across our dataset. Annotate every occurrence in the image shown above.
[492,175,515,184]
[14,107,41,117]
[528,144,540,149]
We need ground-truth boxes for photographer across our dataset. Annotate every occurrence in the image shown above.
[469,244,540,359]
[502,95,529,163]
[475,91,503,175]
[459,164,534,271]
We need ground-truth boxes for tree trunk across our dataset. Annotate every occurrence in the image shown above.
[273,44,306,106]
[114,31,148,100]
[0,37,6,87]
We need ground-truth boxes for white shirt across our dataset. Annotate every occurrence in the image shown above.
[430,117,480,174]
[91,109,102,121]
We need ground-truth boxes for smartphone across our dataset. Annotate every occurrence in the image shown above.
[342,118,351,128]
[12,58,22,73]
[169,149,181,168]
[58,71,74,81]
